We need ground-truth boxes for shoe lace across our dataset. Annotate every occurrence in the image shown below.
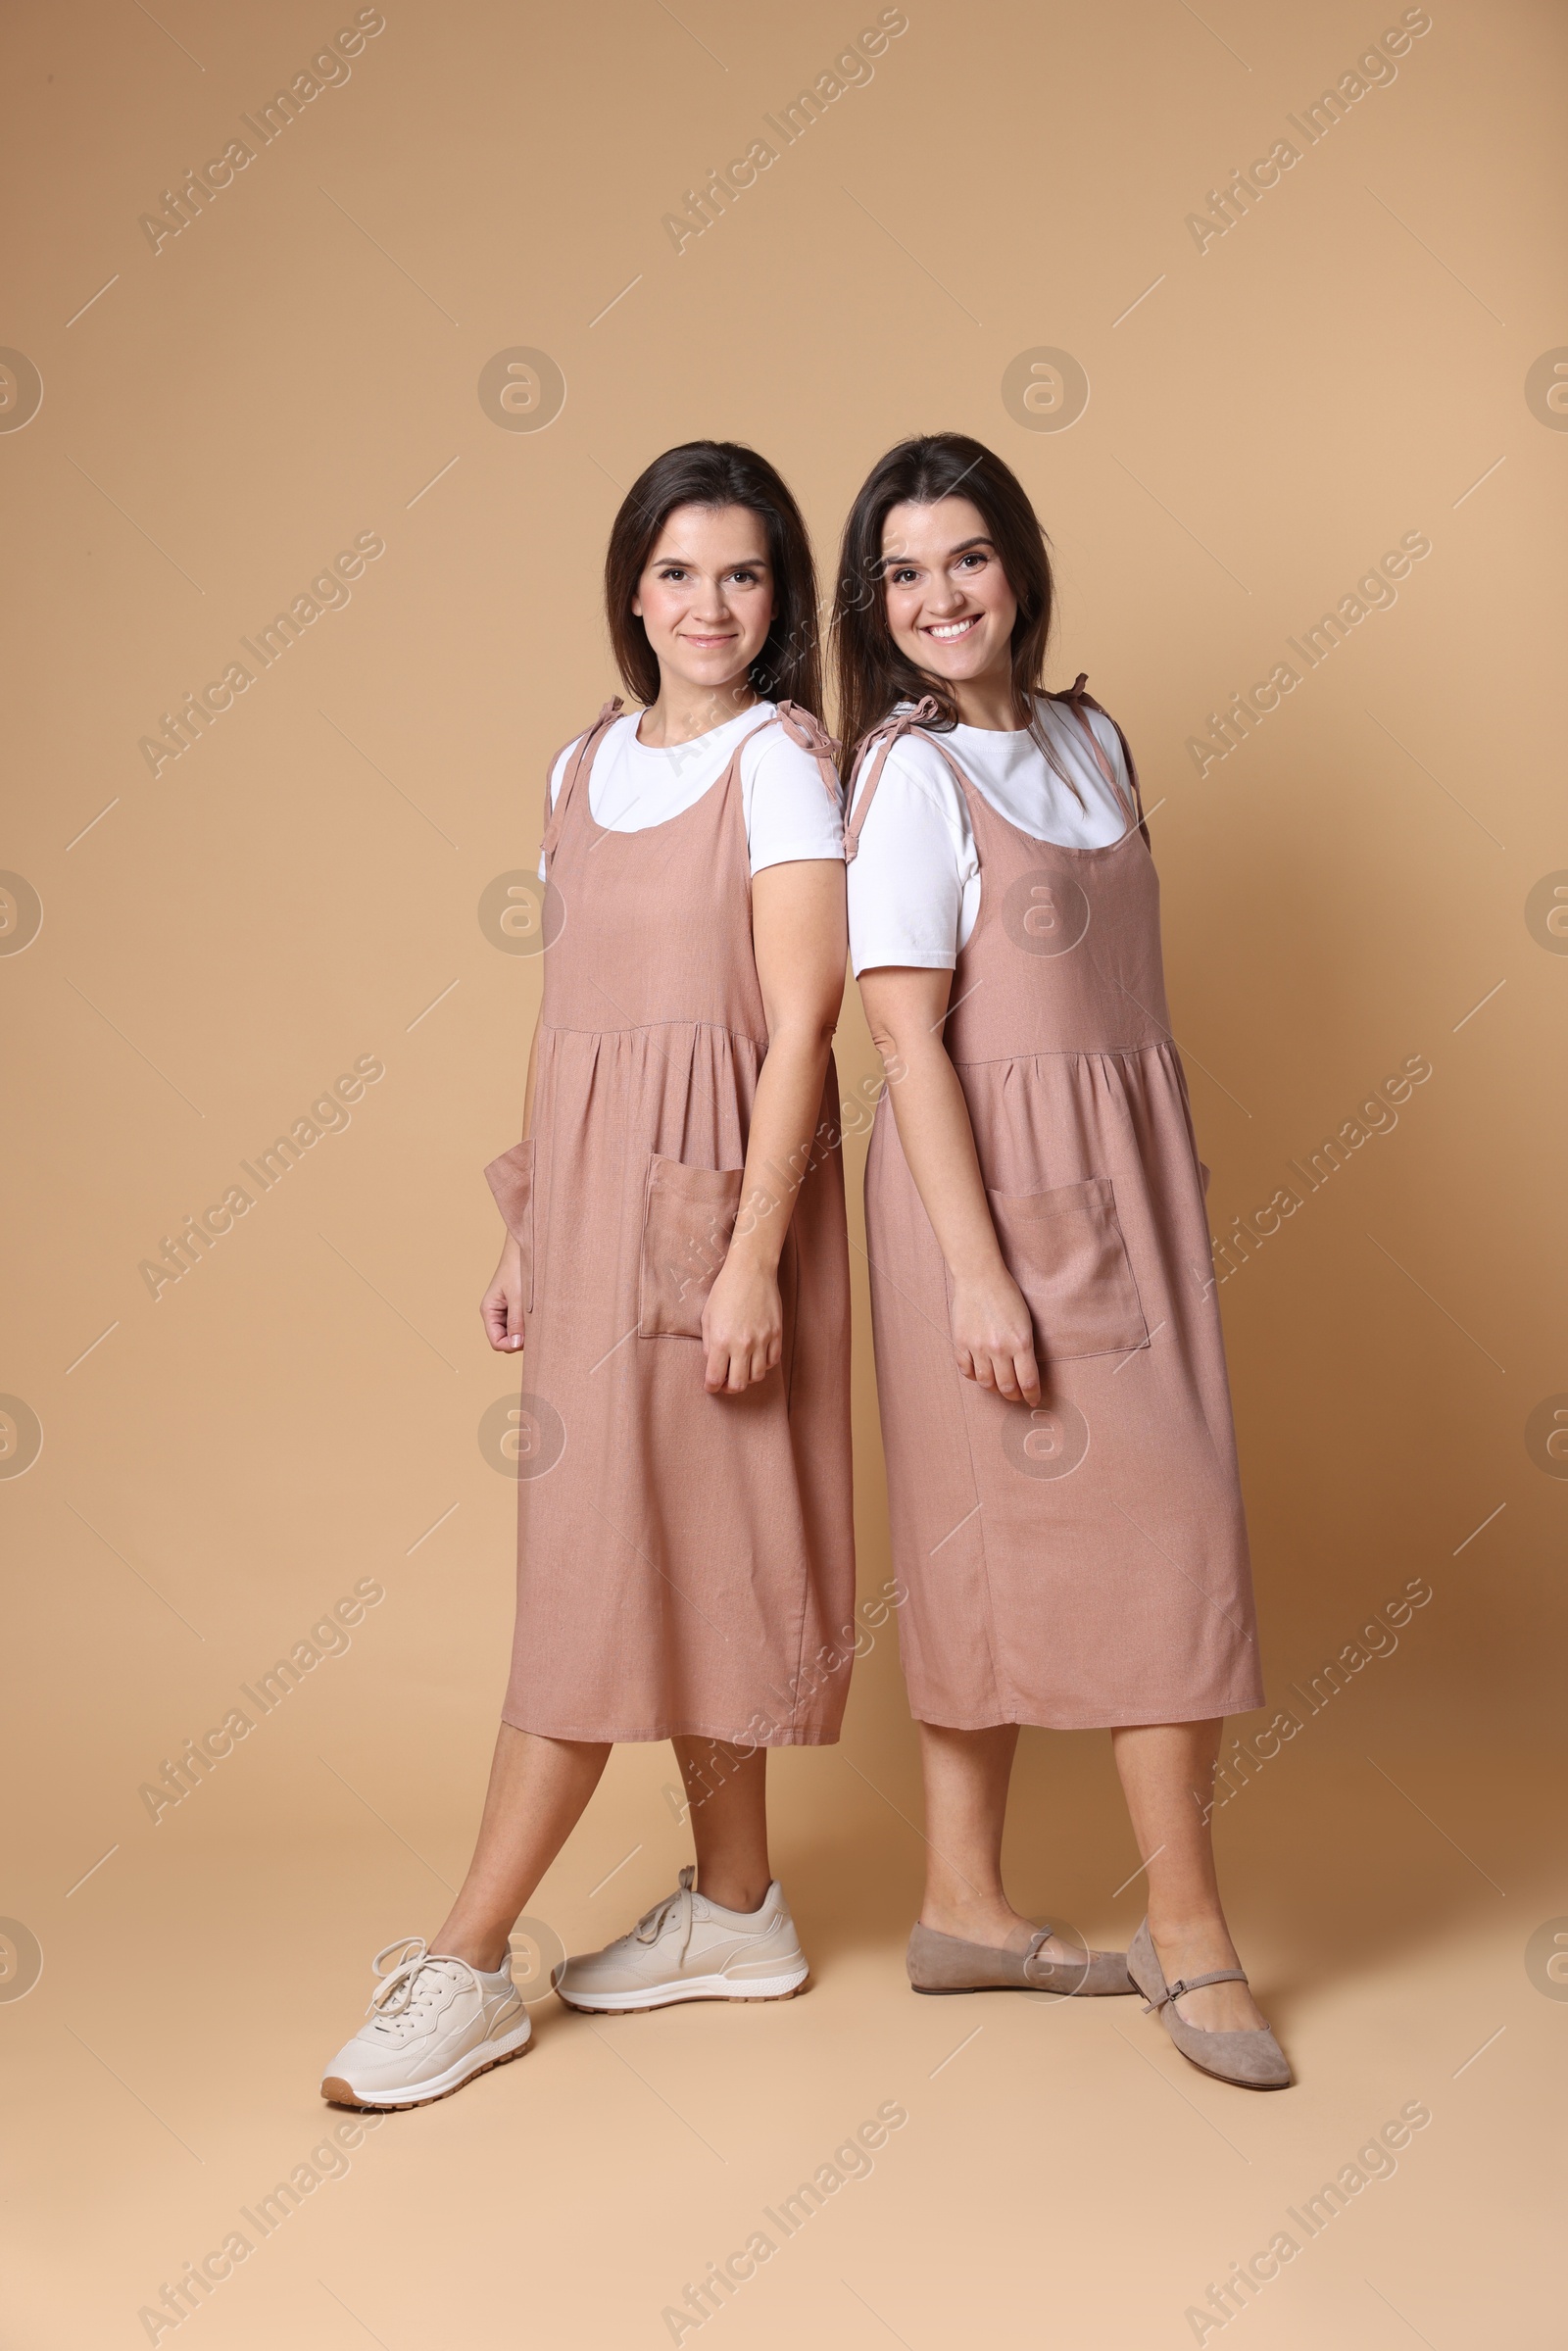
[366,1936,488,2028]
[631,1866,697,1961]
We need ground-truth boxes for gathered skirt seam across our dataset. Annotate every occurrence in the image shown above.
[541,1017,768,1050]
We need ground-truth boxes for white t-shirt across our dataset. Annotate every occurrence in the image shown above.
[540,703,843,880]
[847,698,1134,975]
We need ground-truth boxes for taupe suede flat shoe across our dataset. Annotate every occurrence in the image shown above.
[907,1921,1135,1996]
[1127,1918,1292,2089]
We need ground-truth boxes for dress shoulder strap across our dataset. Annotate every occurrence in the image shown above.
[1049,673,1150,847]
[540,698,623,868]
[843,699,972,863]
[767,701,845,824]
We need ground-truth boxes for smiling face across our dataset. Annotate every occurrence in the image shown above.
[880,494,1019,701]
[631,503,775,707]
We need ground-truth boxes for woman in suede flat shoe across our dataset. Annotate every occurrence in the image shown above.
[834,433,1289,2090]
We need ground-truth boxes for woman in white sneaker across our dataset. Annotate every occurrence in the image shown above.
[321,443,856,2109]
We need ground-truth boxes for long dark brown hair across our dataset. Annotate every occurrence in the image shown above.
[832,433,1057,770]
[604,441,822,714]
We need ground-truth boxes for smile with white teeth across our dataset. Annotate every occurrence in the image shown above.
[926,615,981,640]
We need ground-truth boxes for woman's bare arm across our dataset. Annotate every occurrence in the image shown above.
[858,965,1041,1406]
[479,1010,541,1353]
[703,860,847,1395]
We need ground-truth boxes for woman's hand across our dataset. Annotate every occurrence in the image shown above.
[702,1251,784,1395]
[481,1238,525,1353]
[949,1262,1042,1405]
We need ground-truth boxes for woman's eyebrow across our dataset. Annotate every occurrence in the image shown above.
[652,549,770,567]
[878,535,996,567]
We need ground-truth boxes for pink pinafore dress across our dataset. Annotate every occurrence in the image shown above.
[851,682,1262,1731]
[484,701,856,1745]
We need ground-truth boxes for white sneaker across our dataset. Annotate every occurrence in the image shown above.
[320,1937,531,2109]
[556,1867,809,2012]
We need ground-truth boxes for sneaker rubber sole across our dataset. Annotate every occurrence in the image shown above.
[557,1964,809,2014]
[320,2021,533,2110]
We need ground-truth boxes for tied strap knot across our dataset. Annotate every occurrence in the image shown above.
[771,700,846,837]
[1048,672,1148,837]
[1044,671,1095,731]
[843,698,945,863]
[771,700,843,769]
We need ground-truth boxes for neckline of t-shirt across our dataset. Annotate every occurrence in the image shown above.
[622,702,775,762]
[579,713,757,847]
[944,697,1083,746]
[893,713,1135,858]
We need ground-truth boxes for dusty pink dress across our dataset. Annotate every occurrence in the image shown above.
[851,683,1262,1731]
[485,701,856,1745]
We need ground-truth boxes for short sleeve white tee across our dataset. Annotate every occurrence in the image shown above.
[846,697,1134,975]
[540,703,843,881]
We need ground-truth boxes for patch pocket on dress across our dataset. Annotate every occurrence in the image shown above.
[638,1155,744,1340]
[988,1176,1149,1362]
[484,1140,536,1313]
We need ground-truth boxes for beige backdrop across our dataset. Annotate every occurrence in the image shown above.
[5,0,1565,2343]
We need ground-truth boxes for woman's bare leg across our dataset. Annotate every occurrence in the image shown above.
[433,1726,611,1970]
[673,1738,772,1913]
[915,1722,1078,1960]
[1112,1721,1266,2031]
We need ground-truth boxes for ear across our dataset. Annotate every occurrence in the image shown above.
[630,594,643,618]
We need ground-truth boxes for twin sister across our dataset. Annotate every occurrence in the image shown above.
[319,432,1291,2110]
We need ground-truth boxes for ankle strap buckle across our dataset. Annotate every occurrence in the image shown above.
[1162,1966,1250,2004]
